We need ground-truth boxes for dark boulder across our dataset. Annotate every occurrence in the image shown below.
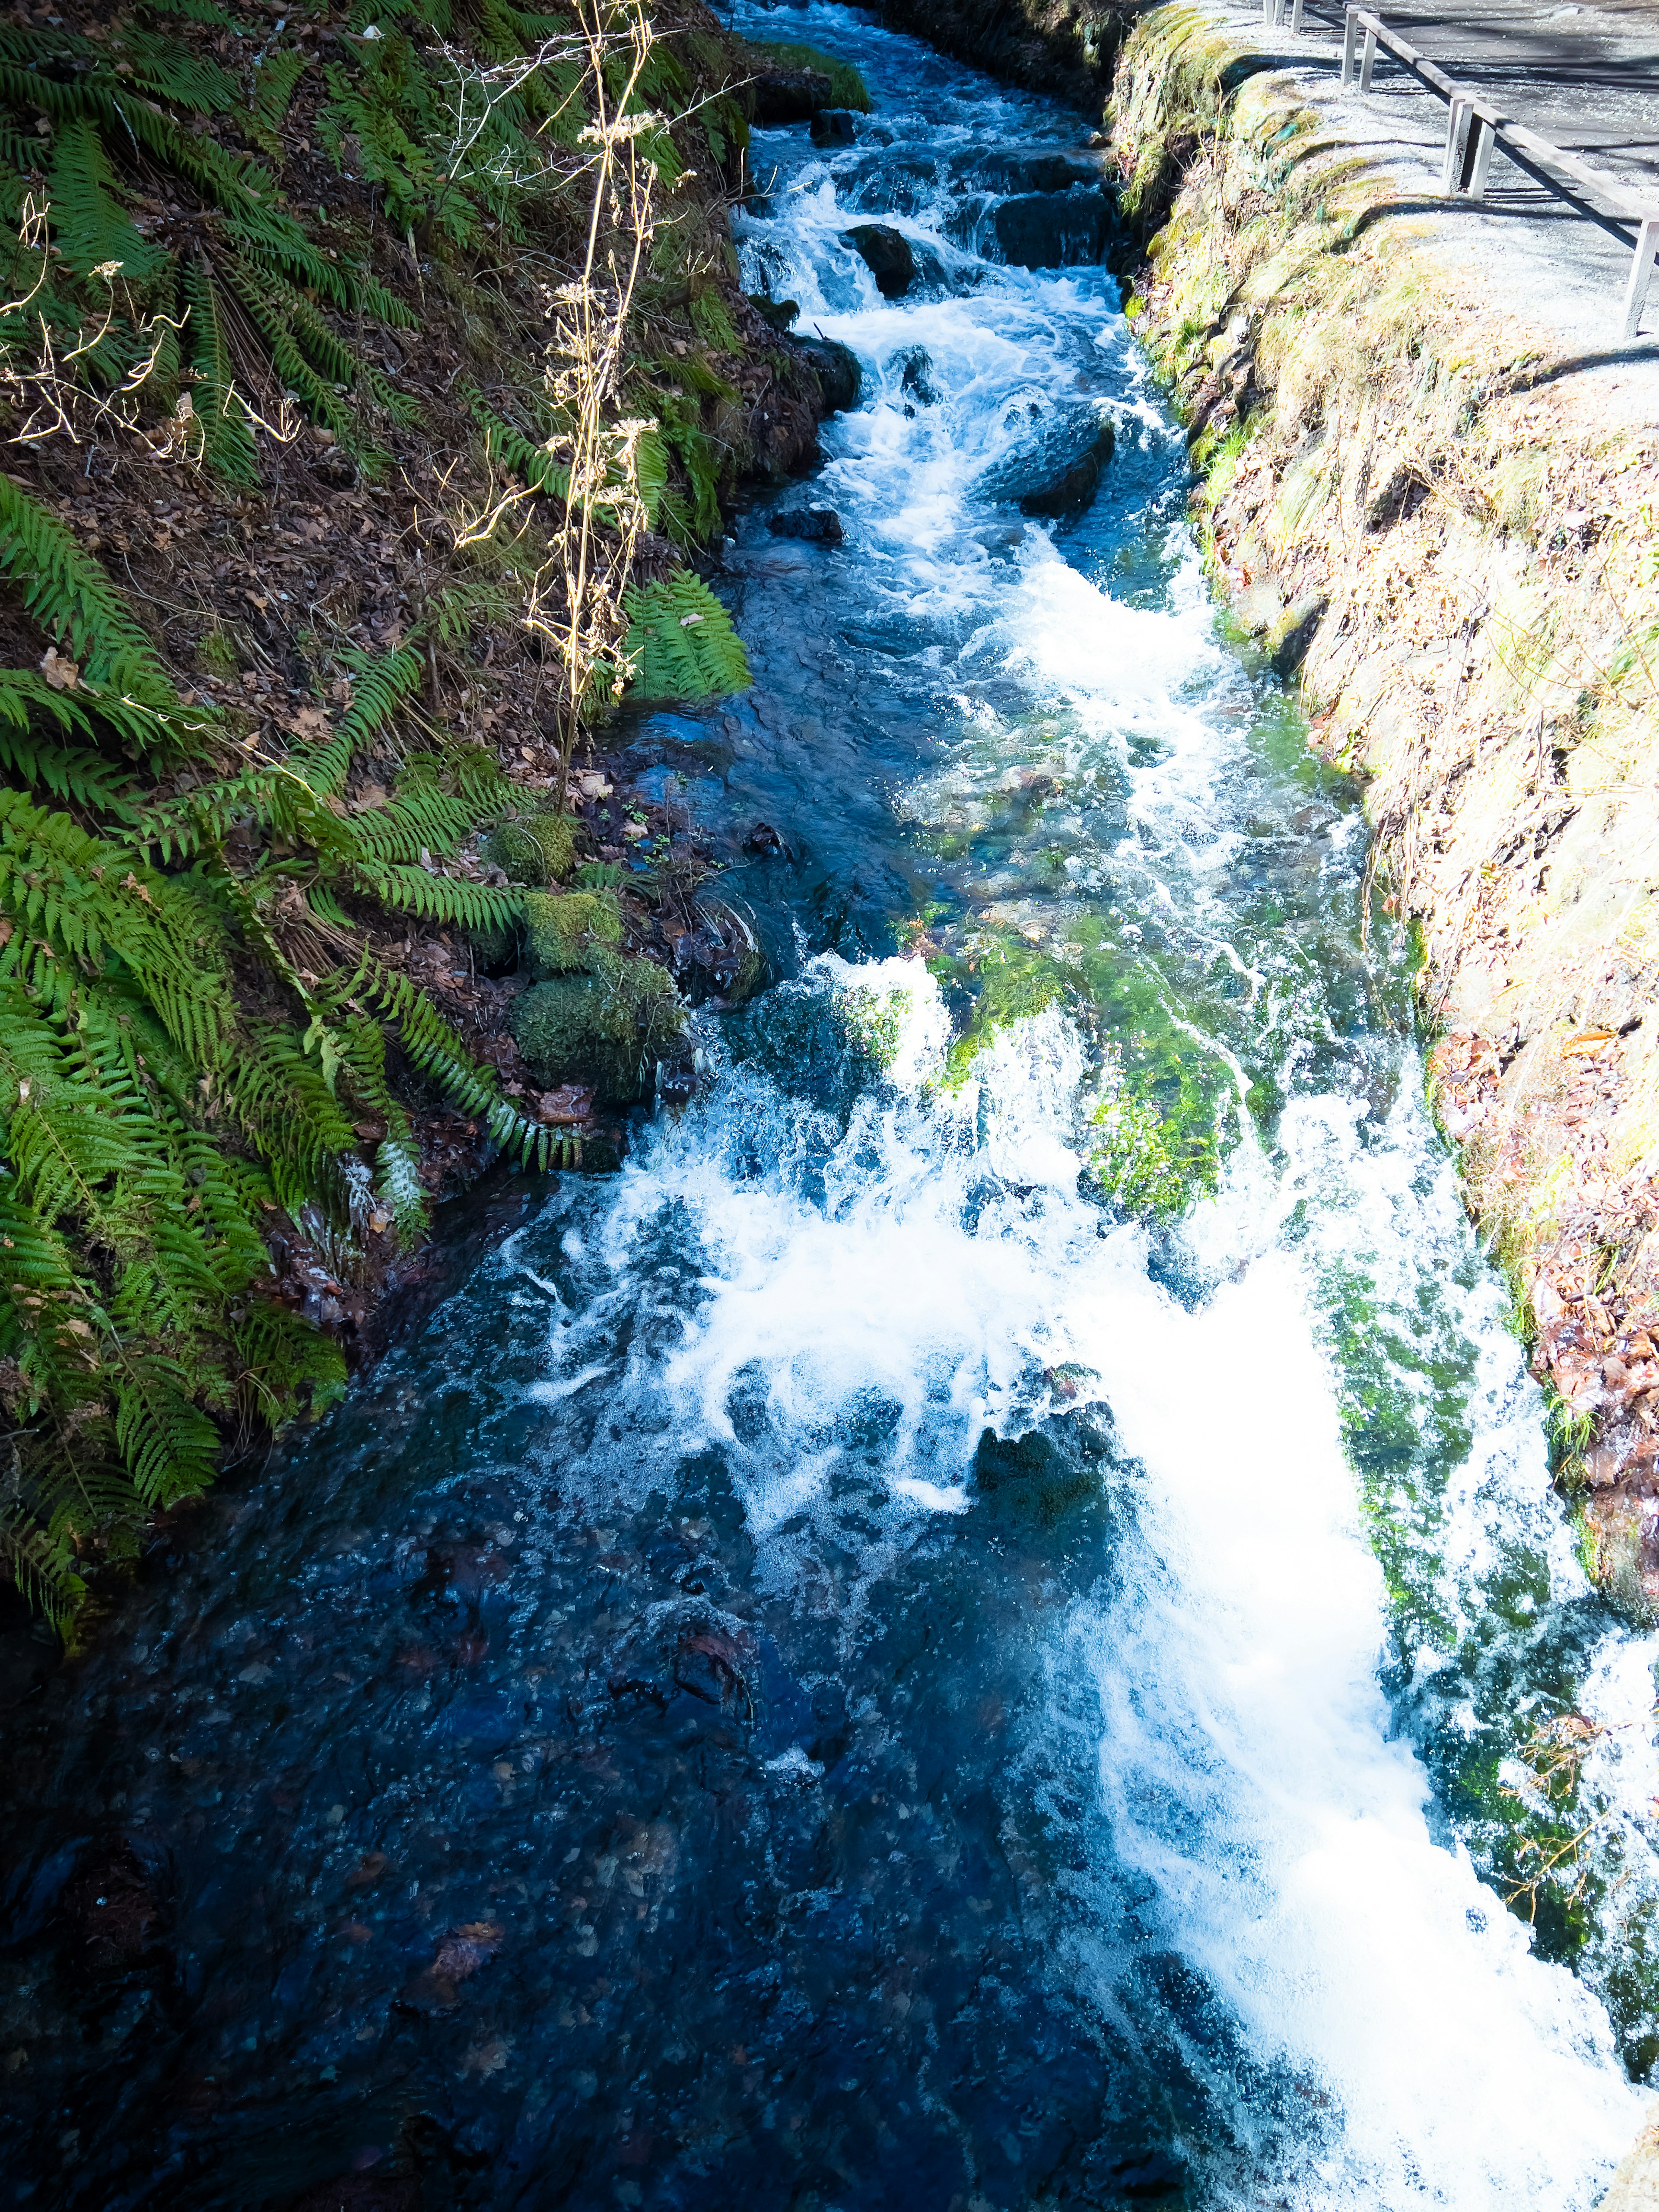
[810,107,860,146]
[747,292,799,334]
[768,505,845,545]
[752,66,834,123]
[897,346,941,412]
[979,400,1116,517]
[671,897,767,1005]
[845,148,941,216]
[1267,593,1328,677]
[992,189,1113,268]
[793,333,861,414]
[951,144,1106,195]
[841,222,917,298]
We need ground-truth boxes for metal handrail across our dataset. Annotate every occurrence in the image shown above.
[1262,0,1659,337]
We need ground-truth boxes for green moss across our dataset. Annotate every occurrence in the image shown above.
[512,951,685,1104]
[1086,1065,1218,1222]
[523,889,623,977]
[485,810,577,887]
[197,625,240,678]
[751,39,871,111]
[839,983,906,1071]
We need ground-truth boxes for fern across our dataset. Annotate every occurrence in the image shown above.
[243,47,311,156]
[224,1022,361,1220]
[0,790,236,1069]
[48,116,169,289]
[302,642,428,795]
[0,671,138,813]
[230,1300,348,1430]
[181,259,261,487]
[622,570,751,700]
[0,479,212,749]
[353,861,523,931]
[0,0,741,1629]
[349,956,553,1170]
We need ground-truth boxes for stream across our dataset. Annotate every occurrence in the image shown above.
[5,6,1659,2207]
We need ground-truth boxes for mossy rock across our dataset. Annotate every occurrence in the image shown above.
[485,810,577,887]
[512,952,685,1105]
[522,889,623,977]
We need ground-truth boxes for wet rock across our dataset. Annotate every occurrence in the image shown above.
[743,821,790,858]
[401,1920,504,2012]
[747,292,799,334]
[674,1627,752,1709]
[952,144,1106,196]
[897,345,941,412]
[791,333,861,414]
[751,65,835,123]
[0,1611,57,1713]
[768,505,845,546]
[844,147,941,216]
[991,188,1113,268]
[840,222,918,298]
[979,400,1116,517]
[810,106,860,146]
[671,896,766,1005]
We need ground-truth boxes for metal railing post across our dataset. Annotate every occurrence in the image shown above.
[1467,115,1494,199]
[1359,24,1378,91]
[1624,218,1659,340]
[1441,97,1470,194]
[1290,0,1306,35]
[1341,6,1359,84]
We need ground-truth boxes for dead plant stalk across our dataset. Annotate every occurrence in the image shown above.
[525,0,661,812]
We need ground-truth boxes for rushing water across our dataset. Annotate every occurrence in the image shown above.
[5,6,1659,2207]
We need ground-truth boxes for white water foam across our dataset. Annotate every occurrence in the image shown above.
[532,970,1642,2201]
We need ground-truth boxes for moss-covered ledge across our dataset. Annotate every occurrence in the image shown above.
[1109,4,1659,1615]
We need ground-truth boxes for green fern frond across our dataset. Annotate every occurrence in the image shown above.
[348,955,551,1170]
[241,46,310,155]
[223,1020,360,1219]
[294,641,427,796]
[0,791,236,1068]
[622,570,750,700]
[354,861,522,931]
[181,260,261,486]
[113,1352,221,1504]
[47,116,170,288]
[0,478,212,747]
[112,25,241,114]
[0,671,138,814]
[229,1299,347,1428]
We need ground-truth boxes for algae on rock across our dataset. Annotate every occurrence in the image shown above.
[513,953,686,1106]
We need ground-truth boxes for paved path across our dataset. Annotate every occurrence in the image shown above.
[1198,0,1659,422]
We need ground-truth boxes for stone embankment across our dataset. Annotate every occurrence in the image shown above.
[1104,3,1659,1618]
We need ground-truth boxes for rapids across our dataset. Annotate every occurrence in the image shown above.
[3,6,1657,2207]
